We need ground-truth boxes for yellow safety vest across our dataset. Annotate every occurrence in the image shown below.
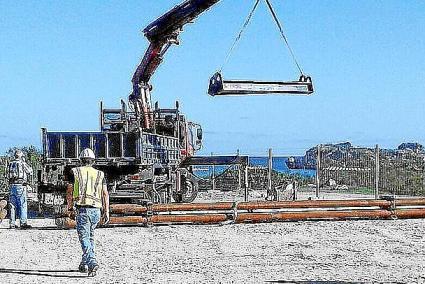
[72,166,105,208]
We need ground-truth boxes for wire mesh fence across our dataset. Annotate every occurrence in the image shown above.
[193,154,316,202]
[193,144,425,203]
[317,144,425,198]
[379,149,425,196]
[318,145,377,199]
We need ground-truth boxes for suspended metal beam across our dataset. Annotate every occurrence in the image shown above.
[208,72,314,97]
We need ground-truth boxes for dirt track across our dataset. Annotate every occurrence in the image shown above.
[1,217,425,284]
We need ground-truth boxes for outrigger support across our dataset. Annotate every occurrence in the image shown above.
[208,72,314,97]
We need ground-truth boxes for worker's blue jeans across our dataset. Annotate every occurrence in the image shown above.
[9,184,28,226]
[76,207,101,269]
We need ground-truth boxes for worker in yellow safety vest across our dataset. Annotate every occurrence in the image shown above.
[67,148,109,277]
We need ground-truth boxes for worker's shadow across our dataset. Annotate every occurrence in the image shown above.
[0,268,87,278]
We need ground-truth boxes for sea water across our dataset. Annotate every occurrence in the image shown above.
[193,156,316,178]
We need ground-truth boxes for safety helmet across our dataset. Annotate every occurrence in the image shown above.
[14,149,24,159]
[80,148,96,160]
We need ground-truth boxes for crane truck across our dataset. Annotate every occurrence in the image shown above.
[37,0,313,214]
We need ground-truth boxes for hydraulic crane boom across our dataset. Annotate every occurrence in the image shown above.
[130,0,221,129]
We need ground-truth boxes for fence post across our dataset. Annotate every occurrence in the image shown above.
[237,149,241,191]
[315,144,321,199]
[267,148,273,200]
[244,158,249,202]
[211,152,216,191]
[375,144,379,199]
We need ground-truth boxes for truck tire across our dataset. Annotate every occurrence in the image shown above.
[172,176,198,203]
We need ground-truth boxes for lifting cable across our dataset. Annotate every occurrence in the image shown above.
[264,0,304,75]
[219,0,260,72]
[220,0,304,76]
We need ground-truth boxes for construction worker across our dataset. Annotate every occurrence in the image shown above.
[7,149,33,229]
[67,148,109,277]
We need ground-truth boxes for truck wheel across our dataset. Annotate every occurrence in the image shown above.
[172,176,199,203]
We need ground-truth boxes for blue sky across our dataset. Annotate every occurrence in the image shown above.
[1,0,424,156]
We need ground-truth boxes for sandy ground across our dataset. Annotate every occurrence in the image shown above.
[1,217,425,284]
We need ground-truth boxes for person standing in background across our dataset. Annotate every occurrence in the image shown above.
[7,149,33,229]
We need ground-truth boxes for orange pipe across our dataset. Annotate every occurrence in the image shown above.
[110,199,393,214]
[236,210,393,223]
[57,216,148,229]
[56,208,425,229]
[237,199,391,210]
[395,209,425,219]
[395,199,425,207]
[151,214,228,224]
[153,202,234,212]
[110,204,148,214]
[107,198,425,215]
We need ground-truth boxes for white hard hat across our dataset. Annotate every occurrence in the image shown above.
[80,148,95,159]
[14,150,24,159]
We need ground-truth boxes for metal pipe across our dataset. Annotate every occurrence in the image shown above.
[56,214,227,229]
[394,199,425,207]
[110,203,234,213]
[236,210,392,223]
[395,209,425,219]
[153,202,234,212]
[267,148,272,200]
[315,144,321,199]
[56,216,148,229]
[110,199,425,214]
[110,204,148,214]
[151,214,228,224]
[237,199,391,210]
[56,208,425,229]
[375,144,380,199]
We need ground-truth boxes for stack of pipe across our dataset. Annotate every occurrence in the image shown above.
[55,198,425,229]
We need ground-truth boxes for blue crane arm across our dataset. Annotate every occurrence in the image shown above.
[131,0,220,100]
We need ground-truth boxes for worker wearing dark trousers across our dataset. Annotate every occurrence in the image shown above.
[67,148,109,277]
[7,150,33,229]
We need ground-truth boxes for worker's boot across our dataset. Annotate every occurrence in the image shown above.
[88,264,99,277]
[78,263,88,273]
[20,223,32,230]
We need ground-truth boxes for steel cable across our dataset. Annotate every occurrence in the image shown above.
[265,0,304,75]
[219,0,260,72]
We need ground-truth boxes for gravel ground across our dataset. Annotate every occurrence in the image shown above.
[1,217,425,284]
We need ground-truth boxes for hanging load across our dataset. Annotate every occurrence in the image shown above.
[208,72,313,96]
[208,0,314,97]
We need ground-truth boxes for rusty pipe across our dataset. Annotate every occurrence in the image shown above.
[110,199,393,214]
[56,208,425,229]
[151,214,228,224]
[236,210,393,223]
[395,198,425,207]
[56,216,148,229]
[237,199,391,211]
[394,209,425,219]
[110,203,234,214]
[153,202,234,212]
[110,204,148,214]
[56,214,227,229]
